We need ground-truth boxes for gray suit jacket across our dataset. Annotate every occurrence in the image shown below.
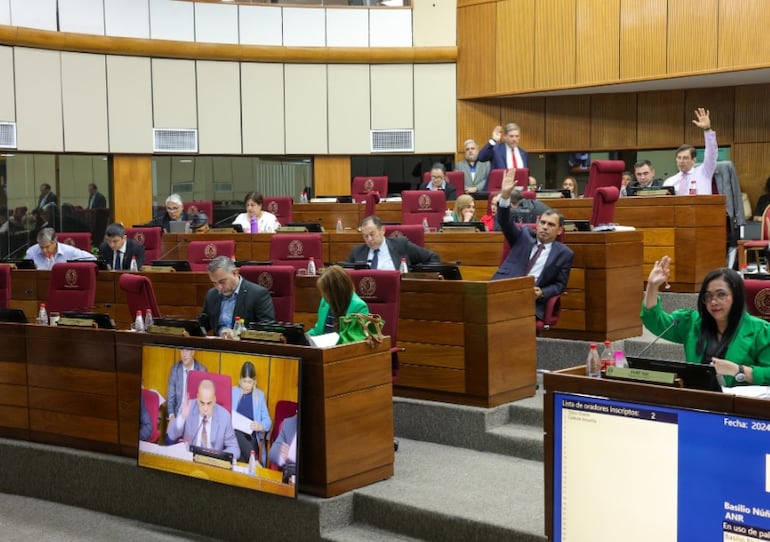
[455,160,491,192]
[713,161,746,247]
[166,360,207,419]
[269,414,298,467]
[166,402,239,457]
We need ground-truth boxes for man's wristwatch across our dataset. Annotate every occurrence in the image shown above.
[734,364,746,383]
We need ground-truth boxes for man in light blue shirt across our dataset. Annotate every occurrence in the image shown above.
[24,227,95,269]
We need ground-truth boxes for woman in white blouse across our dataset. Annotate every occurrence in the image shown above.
[232,191,280,233]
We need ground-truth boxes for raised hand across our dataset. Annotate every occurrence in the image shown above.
[692,108,711,130]
[500,168,516,198]
[647,256,672,289]
[491,125,503,143]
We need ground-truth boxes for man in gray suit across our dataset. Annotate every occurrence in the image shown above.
[346,215,439,270]
[455,139,491,194]
[166,348,207,424]
[166,379,239,458]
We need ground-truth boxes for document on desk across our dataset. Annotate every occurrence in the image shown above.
[232,411,253,434]
[722,385,770,399]
[307,332,339,348]
[139,441,193,461]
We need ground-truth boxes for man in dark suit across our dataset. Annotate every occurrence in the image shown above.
[36,183,57,211]
[87,183,107,209]
[418,162,458,201]
[492,170,573,320]
[478,123,529,170]
[198,256,275,338]
[98,223,145,270]
[347,215,440,270]
[627,160,664,193]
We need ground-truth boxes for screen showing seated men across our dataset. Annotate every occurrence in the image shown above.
[138,345,300,498]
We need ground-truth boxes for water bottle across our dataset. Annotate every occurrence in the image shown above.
[300,191,308,204]
[37,303,48,326]
[600,340,614,371]
[688,178,697,195]
[307,257,316,276]
[739,263,748,278]
[233,317,245,338]
[422,217,429,232]
[613,350,628,369]
[248,450,257,475]
[399,258,409,274]
[336,217,343,232]
[250,216,258,233]
[144,309,154,330]
[129,256,139,272]
[133,310,145,332]
[443,209,453,223]
[586,343,601,378]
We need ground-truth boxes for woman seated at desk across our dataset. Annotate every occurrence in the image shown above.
[307,265,369,342]
[232,191,279,233]
[642,256,770,386]
[452,195,483,228]
[232,361,272,464]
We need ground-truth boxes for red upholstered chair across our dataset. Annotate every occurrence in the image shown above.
[743,207,770,269]
[268,400,298,470]
[262,196,294,224]
[126,227,162,262]
[269,233,323,273]
[185,201,213,221]
[58,232,92,252]
[0,263,10,308]
[400,190,446,230]
[352,176,388,203]
[186,240,236,272]
[140,388,161,443]
[744,279,770,321]
[186,370,233,413]
[421,171,464,200]
[46,262,97,313]
[486,168,530,193]
[583,160,625,198]
[590,186,621,227]
[383,224,425,247]
[118,273,161,320]
[238,265,295,322]
[346,269,402,382]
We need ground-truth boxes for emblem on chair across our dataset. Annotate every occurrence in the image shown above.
[388,229,405,238]
[257,271,274,291]
[63,237,75,246]
[134,232,145,245]
[288,240,304,257]
[754,288,770,318]
[358,276,376,298]
[364,178,375,192]
[418,194,432,210]
[267,201,279,214]
[204,243,218,259]
[65,269,79,289]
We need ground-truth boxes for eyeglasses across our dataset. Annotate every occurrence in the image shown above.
[703,290,730,303]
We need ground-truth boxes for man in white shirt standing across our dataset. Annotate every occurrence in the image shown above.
[663,108,717,195]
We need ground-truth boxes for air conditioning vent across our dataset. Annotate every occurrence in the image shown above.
[171,182,193,193]
[153,128,198,153]
[370,129,414,153]
[213,182,232,192]
[0,122,17,149]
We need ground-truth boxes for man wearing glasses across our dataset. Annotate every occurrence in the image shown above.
[418,163,458,201]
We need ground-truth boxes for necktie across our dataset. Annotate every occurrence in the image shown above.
[525,243,544,275]
[201,416,209,447]
[114,251,122,270]
[679,173,688,195]
[512,149,519,169]
[370,248,379,270]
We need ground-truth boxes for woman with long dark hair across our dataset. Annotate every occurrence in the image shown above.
[642,255,770,386]
[307,265,369,339]
[231,361,272,464]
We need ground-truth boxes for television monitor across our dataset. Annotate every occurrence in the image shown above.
[151,317,207,337]
[563,220,591,232]
[0,308,28,323]
[248,321,310,346]
[282,222,323,233]
[410,262,463,280]
[0,259,36,269]
[626,185,676,197]
[536,189,572,199]
[61,312,115,329]
[168,220,188,233]
[440,221,485,232]
[234,260,273,268]
[337,261,371,270]
[151,260,192,272]
[625,356,721,392]
[68,258,111,270]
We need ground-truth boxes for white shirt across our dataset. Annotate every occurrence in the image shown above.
[506,146,524,169]
[232,211,280,233]
[368,241,395,270]
[663,130,718,195]
[527,241,552,281]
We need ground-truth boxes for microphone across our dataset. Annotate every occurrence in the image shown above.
[187,413,206,451]
[635,319,680,359]
[214,212,241,227]
[155,238,190,261]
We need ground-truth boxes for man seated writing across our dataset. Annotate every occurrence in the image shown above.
[346,215,440,270]
[492,170,574,321]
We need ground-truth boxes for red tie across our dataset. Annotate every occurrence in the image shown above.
[512,149,519,169]
[525,243,544,275]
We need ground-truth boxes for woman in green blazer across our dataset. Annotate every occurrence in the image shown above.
[642,255,770,386]
[307,265,369,341]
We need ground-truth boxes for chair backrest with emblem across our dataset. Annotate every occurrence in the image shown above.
[238,265,295,322]
[186,240,236,272]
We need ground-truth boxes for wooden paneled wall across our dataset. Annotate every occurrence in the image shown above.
[458,0,770,98]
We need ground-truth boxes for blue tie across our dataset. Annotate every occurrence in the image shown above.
[370,249,379,270]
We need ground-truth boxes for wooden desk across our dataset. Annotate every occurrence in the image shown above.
[0,323,393,498]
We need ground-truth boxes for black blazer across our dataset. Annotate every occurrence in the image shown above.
[346,237,439,270]
[98,238,146,269]
[417,182,457,202]
[198,278,275,334]
[88,192,107,209]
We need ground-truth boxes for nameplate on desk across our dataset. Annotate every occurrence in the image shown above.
[207,227,237,233]
[240,329,285,342]
[535,191,564,199]
[442,225,477,233]
[190,447,233,470]
[57,317,98,328]
[140,265,176,273]
[147,325,189,336]
[402,271,443,280]
[277,226,309,233]
[605,366,677,385]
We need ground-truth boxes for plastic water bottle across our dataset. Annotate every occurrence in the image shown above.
[586,343,601,378]
[613,350,628,369]
[688,178,697,195]
[37,303,48,326]
[600,340,614,371]
[307,257,317,276]
[300,191,308,204]
[250,216,258,233]
[248,450,257,475]
[443,209,453,223]
[233,317,245,338]
[129,256,139,272]
[399,258,409,274]
[740,263,748,278]
[422,217,429,232]
[336,217,343,232]
[133,310,145,332]
[144,309,154,330]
